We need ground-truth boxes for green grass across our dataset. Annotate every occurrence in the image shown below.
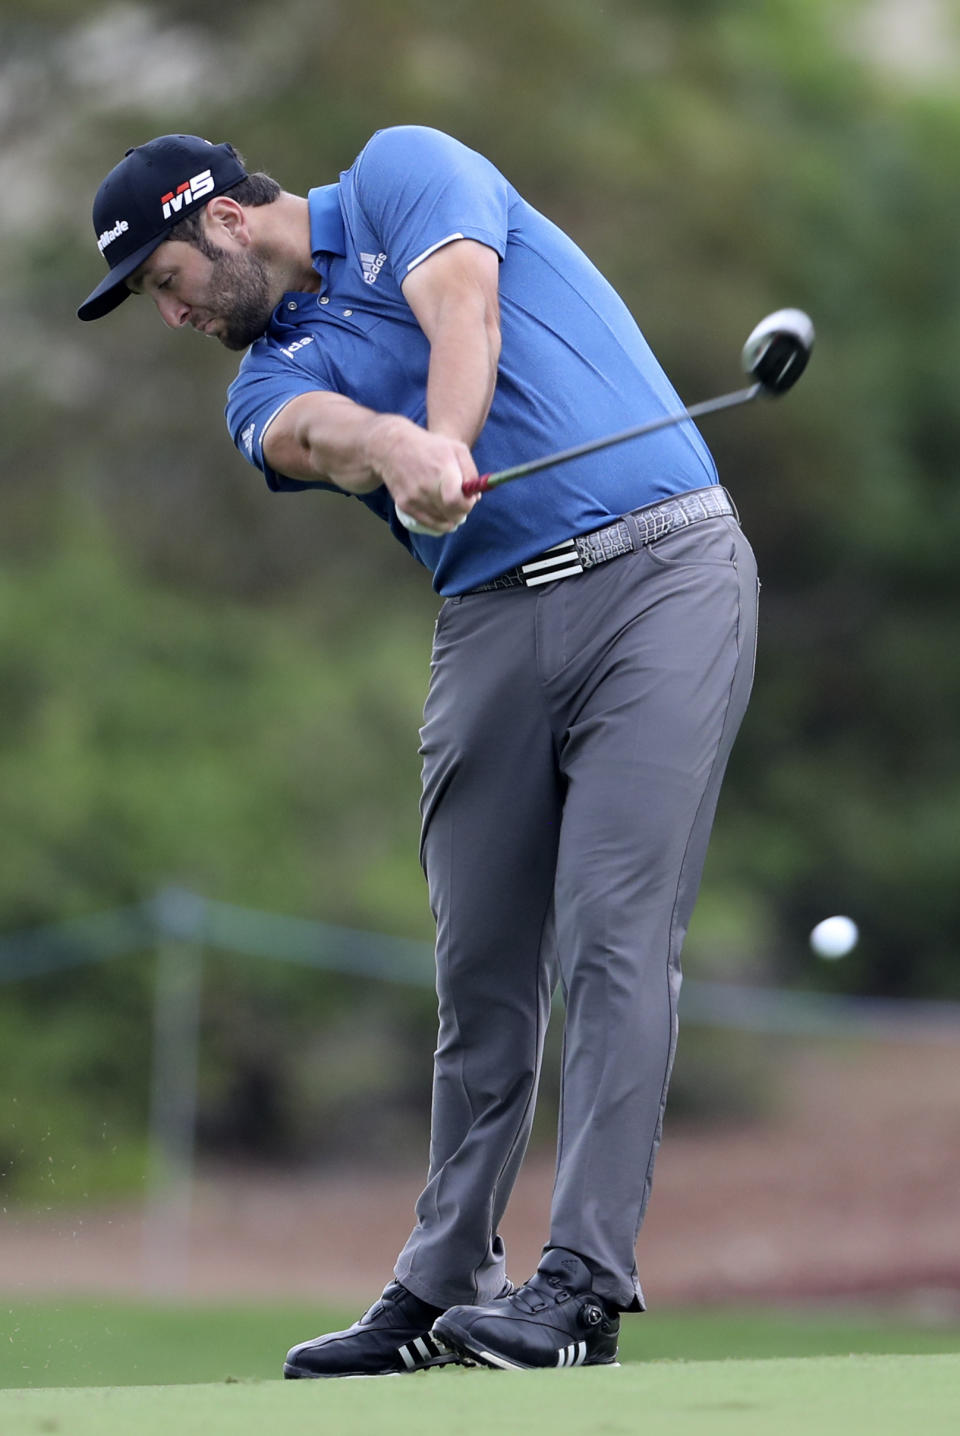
[3,1298,960,1389]
[1,1355,959,1436]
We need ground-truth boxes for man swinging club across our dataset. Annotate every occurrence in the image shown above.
[79,126,759,1375]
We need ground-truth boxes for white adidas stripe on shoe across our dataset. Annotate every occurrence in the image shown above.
[555,1341,588,1368]
[397,1332,454,1371]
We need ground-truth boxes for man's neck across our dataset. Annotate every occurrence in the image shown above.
[251,192,322,295]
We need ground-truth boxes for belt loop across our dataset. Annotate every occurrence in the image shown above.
[624,500,673,550]
[623,508,645,552]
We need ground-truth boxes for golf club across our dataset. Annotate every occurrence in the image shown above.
[461,308,814,496]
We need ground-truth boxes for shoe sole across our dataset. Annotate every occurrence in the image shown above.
[283,1358,460,1379]
[432,1325,620,1373]
[284,1365,405,1379]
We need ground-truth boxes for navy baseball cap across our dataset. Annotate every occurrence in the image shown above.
[78,134,247,321]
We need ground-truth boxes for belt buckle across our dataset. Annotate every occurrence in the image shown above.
[519,539,584,587]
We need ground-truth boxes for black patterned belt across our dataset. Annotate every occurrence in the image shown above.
[466,486,736,593]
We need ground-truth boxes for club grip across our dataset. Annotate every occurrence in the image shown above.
[462,473,491,497]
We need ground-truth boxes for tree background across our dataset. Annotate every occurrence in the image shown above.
[3,0,960,1201]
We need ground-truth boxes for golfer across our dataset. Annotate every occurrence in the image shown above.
[79,125,758,1375]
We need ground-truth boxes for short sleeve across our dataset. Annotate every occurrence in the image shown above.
[351,126,509,278]
[225,347,337,493]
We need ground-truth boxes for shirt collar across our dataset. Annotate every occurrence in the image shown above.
[308,184,346,284]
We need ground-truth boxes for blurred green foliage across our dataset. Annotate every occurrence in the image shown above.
[3,0,960,1198]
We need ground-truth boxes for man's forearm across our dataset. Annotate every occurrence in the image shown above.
[402,238,502,450]
[265,392,479,533]
[273,393,400,492]
[423,289,501,447]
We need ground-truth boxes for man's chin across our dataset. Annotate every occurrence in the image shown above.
[217,319,271,351]
[219,333,253,352]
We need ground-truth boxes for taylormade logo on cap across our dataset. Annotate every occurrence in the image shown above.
[97,219,130,252]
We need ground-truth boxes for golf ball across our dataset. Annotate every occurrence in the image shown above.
[809,915,859,959]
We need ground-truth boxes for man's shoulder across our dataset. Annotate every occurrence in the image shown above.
[349,125,493,189]
[358,124,462,157]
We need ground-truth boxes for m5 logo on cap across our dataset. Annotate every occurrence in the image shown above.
[161,168,216,221]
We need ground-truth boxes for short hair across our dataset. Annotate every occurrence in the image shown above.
[166,167,281,248]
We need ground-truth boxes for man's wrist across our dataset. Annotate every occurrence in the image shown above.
[362,412,411,477]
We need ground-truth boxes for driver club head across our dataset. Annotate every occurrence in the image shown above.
[742,308,815,396]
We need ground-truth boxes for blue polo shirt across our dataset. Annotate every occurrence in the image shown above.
[226,126,718,595]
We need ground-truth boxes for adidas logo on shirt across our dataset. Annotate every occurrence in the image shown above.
[360,251,388,284]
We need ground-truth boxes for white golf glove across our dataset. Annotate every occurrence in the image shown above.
[395,505,469,537]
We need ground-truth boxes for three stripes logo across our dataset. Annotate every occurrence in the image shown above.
[555,1341,588,1368]
[398,1333,449,1371]
[519,539,584,587]
[360,251,388,285]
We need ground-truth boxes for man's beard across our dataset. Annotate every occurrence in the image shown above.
[201,244,276,351]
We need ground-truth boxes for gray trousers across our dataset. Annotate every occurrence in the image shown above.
[395,509,758,1312]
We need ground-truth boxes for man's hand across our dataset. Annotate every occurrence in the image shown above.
[365,415,479,535]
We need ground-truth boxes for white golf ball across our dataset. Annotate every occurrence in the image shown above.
[809,915,859,959]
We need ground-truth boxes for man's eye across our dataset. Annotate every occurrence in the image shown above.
[157,276,172,291]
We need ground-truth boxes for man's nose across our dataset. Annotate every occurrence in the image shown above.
[156,293,190,329]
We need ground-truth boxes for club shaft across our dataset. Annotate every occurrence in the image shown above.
[463,382,762,495]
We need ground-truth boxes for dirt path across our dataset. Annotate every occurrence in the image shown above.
[2,1036,959,1313]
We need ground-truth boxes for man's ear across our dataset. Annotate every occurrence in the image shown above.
[203,195,249,246]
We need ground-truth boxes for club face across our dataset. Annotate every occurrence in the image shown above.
[751,332,810,394]
[742,308,815,396]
